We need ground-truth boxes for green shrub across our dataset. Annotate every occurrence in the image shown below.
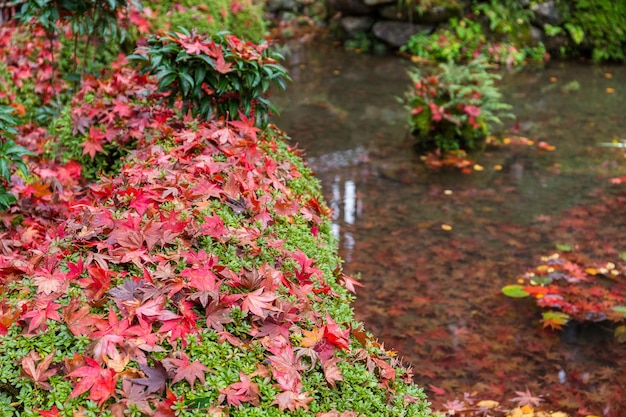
[130,29,289,127]
[401,17,547,67]
[0,106,35,210]
[17,0,130,79]
[404,59,514,152]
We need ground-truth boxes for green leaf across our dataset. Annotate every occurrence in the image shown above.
[613,306,626,317]
[501,285,530,298]
[555,243,573,252]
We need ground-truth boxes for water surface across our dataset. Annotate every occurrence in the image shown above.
[273,40,626,415]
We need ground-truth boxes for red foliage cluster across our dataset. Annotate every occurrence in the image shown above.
[516,252,626,328]
[0,21,65,107]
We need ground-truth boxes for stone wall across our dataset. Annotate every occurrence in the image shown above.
[324,0,565,50]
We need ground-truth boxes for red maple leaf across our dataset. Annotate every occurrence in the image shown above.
[177,36,211,55]
[35,406,60,417]
[323,314,350,351]
[68,357,118,405]
[215,49,233,74]
[21,350,58,390]
[271,390,313,411]
[162,352,208,386]
[219,372,260,406]
[241,287,277,318]
[322,357,344,387]
[80,126,106,158]
[20,299,62,333]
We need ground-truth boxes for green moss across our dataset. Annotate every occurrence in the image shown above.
[559,0,626,62]
[145,0,266,42]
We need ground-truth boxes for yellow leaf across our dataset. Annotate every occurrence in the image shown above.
[550,412,569,417]
[301,327,323,348]
[473,164,484,171]
[494,164,503,171]
[521,405,534,413]
[441,224,452,231]
[477,400,499,409]
[585,268,598,275]
[604,72,613,78]
[614,325,626,343]
[606,87,615,94]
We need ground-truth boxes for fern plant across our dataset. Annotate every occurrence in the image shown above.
[404,58,514,152]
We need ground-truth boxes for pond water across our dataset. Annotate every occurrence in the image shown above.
[272,38,626,416]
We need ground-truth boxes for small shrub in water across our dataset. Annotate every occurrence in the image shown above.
[404,59,514,152]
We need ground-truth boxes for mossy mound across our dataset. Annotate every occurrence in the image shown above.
[0,62,431,415]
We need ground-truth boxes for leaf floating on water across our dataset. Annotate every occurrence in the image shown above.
[502,285,530,298]
[614,306,626,316]
[541,311,570,330]
[476,400,499,409]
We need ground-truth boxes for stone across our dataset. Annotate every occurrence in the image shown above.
[530,25,543,46]
[378,3,463,23]
[363,0,394,5]
[340,16,375,37]
[532,1,562,26]
[328,0,373,15]
[268,0,299,13]
[372,21,434,48]
[419,5,464,24]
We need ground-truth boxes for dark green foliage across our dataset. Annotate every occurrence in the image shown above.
[556,0,626,62]
[17,0,131,79]
[129,29,290,127]
[0,106,35,210]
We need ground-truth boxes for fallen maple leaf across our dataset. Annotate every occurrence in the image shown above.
[68,357,118,405]
[241,287,277,318]
[162,352,208,387]
[21,350,58,390]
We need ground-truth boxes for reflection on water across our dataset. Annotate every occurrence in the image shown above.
[272,39,626,415]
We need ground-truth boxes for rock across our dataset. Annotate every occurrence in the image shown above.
[530,25,543,46]
[363,0,394,5]
[378,3,463,24]
[532,1,562,26]
[542,32,568,54]
[328,0,373,15]
[340,16,375,37]
[419,5,464,24]
[372,21,434,48]
[268,0,298,13]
